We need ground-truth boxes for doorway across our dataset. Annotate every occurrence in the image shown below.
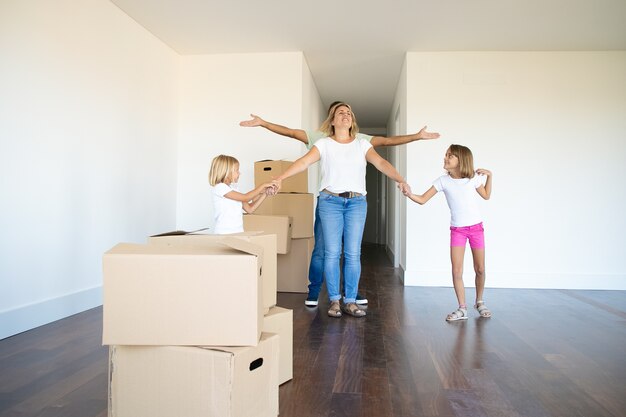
[363,147,388,245]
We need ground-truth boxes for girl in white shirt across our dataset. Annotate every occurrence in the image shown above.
[402,145,493,321]
[208,155,276,234]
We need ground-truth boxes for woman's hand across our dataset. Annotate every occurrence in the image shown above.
[239,114,264,128]
[416,126,440,141]
[476,168,492,177]
[398,182,412,196]
[266,179,281,195]
[260,182,274,196]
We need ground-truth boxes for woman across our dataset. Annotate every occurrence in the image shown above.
[273,103,407,318]
[240,105,439,307]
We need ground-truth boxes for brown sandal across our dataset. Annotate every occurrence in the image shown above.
[342,302,366,318]
[328,300,342,318]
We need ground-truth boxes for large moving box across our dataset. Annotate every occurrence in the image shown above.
[263,307,293,385]
[243,214,292,254]
[103,239,263,346]
[148,231,277,313]
[255,160,307,193]
[277,237,315,293]
[108,333,279,417]
[254,193,314,238]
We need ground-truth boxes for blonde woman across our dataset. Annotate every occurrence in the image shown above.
[272,103,407,318]
[240,103,439,307]
[208,155,276,234]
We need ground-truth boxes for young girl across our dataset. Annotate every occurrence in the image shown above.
[402,144,493,321]
[208,155,275,234]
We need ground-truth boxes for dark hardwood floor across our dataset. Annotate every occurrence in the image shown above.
[1,244,625,417]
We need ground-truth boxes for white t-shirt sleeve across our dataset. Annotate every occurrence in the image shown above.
[433,176,445,192]
[356,132,374,143]
[313,139,326,158]
[213,182,232,197]
[306,130,326,150]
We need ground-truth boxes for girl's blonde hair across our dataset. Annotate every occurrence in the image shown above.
[319,102,360,138]
[448,144,475,179]
[208,154,239,186]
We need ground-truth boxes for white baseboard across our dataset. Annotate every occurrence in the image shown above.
[0,286,102,340]
[403,270,626,290]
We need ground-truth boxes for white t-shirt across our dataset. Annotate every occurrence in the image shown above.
[211,182,243,234]
[306,131,373,149]
[433,174,486,227]
[314,137,372,195]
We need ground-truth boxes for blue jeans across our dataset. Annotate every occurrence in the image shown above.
[307,197,349,298]
[306,200,325,298]
[317,192,367,303]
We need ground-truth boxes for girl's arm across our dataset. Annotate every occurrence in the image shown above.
[475,169,492,200]
[369,126,440,147]
[224,182,274,203]
[239,114,308,145]
[404,185,438,205]
[365,148,405,183]
[242,191,267,213]
[274,147,320,190]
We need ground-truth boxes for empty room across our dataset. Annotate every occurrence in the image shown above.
[1,1,625,416]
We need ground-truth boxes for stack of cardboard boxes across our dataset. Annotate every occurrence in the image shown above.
[102,232,293,417]
[245,160,315,293]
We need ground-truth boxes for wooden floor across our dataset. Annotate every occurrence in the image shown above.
[1,244,625,417]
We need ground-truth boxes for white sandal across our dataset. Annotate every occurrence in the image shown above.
[474,301,492,318]
[446,307,468,322]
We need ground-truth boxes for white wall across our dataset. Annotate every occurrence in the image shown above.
[386,145,400,265]
[0,0,179,339]
[176,52,322,231]
[402,52,626,290]
[386,60,408,268]
[301,56,325,195]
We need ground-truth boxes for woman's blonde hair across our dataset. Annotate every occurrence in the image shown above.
[319,102,360,138]
[208,154,239,186]
[448,144,475,179]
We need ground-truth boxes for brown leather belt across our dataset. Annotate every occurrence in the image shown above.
[322,189,363,199]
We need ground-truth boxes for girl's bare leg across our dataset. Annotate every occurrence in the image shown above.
[471,248,486,303]
[450,246,466,306]
[471,247,491,317]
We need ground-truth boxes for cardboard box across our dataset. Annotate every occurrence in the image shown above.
[277,237,315,293]
[108,333,279,417]
[254,193,314,238]
[148,231,277,313]
[243,214,292,254]
[263,307,293,385]
[255,160,307,193]
[103,239,263,346]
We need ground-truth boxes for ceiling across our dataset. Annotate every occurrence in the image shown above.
[111,0,626,128]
